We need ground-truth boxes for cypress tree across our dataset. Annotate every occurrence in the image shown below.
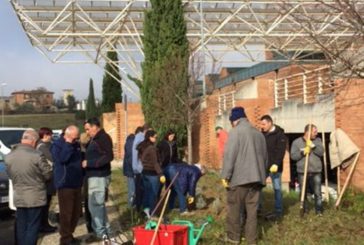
[101,51,122,113]
[86,78,98,118]
[141,0,189,147]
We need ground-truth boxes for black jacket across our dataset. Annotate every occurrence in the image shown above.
[262,125,287,173]
[158,140,179,169]
[123,134,135,177]
[85,129,113,177]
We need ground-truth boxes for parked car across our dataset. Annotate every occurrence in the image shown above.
[0,128,26,210]
[0,152,9,210]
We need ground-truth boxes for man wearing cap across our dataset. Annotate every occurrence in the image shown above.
[221,107,268,245]
[5,129,52,245]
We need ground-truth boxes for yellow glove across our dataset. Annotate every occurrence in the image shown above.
[160,176,166,184]
[303,145,311,155]
[187,196,194,204]
[306,139,312,148]
[269,164,278,173]
[221,179,229,188]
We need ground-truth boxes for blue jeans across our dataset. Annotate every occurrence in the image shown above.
[88,176,112,238]
[16,206,43,245]
[269,172,283,216]
[298,173,323,213]
[126,177,135,208]
[142,175,160,211]
[164,166,187,212]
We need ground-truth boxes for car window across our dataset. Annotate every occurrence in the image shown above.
[0,130,25,149]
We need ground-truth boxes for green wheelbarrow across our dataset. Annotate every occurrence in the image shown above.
[172,216,213,245]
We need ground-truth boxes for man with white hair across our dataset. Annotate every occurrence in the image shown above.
[5,129,52,245]
[51,125,83,245]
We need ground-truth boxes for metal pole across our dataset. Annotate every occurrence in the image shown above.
[124,94,128,140]
[1,83,6,127]
[200,0,206,96]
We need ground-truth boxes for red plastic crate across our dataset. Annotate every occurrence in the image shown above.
[133,224,188,245]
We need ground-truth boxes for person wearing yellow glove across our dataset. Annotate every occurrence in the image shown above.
[260,115,287,219]
[187,196,194,204]
[221,179,229,189]
[221,107,268,245]
[269,164,278,173]
[165,163,206,216]
[291,124,324,216]
[159,175,166,184]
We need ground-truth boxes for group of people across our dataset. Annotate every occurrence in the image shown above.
[220,106,324,245]
[5,118,114,245]
[122,125,206,217]
[4,107,324,245]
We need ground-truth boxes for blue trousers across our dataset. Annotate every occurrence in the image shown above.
[269,172,283,215]
[88,176,112,238]
[164,166,187,212]
[298,173,323,213]
[142,175,160,211]
[126,176,135,208]
[16,206,43,245]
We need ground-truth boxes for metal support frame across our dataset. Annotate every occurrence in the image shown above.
[9,0,364,99]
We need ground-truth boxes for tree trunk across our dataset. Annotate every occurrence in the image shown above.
[187,123,193,164]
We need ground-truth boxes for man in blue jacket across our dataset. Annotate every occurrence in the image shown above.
[166,163,206,215]
[51,125,83,245]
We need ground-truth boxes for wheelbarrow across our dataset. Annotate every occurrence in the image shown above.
[171,216,213,245]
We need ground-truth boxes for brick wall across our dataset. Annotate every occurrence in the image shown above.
[115,103,145,160]
[194,70,292,184]
[102,112,118,159]
[335,80,364,191]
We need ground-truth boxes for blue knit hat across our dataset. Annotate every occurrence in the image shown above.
[229,107,246,122]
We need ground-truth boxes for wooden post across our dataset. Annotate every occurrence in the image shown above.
[337,167,341,196]
[322,131,329,202]
[150,190,171,245]
[300,124,312,216]
[335,152,360,208]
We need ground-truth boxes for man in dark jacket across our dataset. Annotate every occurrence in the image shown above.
[260,115,287,218]
[83,118,114,242]
[291,124,324,215]
[221,107,267,245]
[5,129,52,245]
[51,125,83,245]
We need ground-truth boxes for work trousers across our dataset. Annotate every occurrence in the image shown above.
[58,188,82,245]
[226,183,261,245]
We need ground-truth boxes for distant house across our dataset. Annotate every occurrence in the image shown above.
[11,88,54,110]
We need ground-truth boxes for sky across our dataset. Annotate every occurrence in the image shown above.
[0,1,104,100]
[0,1,264,102]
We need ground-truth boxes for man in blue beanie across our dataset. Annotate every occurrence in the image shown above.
[221,106,268,245]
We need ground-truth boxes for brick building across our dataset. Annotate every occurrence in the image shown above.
[11,88,54,110]
[111,63,364,191]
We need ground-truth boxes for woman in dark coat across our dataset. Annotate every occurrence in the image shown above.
[158,129,179,169]
[37,127,57,233]
[137,130,165,216]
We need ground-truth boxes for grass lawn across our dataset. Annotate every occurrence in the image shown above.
[3,113,79,129]
[110,170,364,245]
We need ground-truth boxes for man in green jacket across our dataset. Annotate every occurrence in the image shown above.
[221,107,268,245]
[5,129,52,245]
